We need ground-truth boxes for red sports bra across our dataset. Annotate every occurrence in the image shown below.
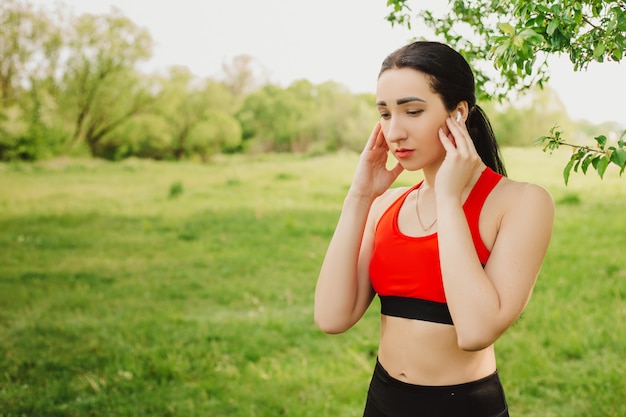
[369,167,503,324]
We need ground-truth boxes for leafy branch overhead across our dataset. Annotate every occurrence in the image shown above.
[536,127,626,184]
[385,0,625,100]
[385,0,626,182]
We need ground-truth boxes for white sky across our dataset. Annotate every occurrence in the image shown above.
[34,0,625,125]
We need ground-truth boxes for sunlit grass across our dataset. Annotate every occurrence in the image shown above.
[0,148,624,416]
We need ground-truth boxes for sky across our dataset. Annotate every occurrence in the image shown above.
[32,0,625,125]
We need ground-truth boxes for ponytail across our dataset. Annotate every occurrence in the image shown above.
[467,105,507,177]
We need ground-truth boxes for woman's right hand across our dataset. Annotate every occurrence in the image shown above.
[348,123,404,201]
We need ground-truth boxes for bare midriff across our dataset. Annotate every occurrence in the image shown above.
[378,314,496,386]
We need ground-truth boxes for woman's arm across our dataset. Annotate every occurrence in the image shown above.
[314,124,403,334]
[435,116,555,351]
[314,194,377,334]
[437,183,554,351]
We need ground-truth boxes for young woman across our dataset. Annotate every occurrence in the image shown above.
[314,41,554,417]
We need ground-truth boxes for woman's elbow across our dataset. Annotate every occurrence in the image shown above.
[316,321,347,335]
[314,311,352,334]
[457,337,492,352]
[455,328,501,352]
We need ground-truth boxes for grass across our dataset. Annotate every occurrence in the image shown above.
[0,149,625,416]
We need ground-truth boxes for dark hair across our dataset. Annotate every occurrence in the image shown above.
[379,41,507,176]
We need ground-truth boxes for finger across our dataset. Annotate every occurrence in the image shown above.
[446,117,476,155]
[372,123,389,150]
[453,117,479,155]
[445,117,469,154]
[438,127,457,152]
[447,132,457,148]
[465,132,479,155]
[364,123,381,150]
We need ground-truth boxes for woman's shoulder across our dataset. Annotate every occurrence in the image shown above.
[494,176,554,216]
[380,185,412,203]
[497,176,552,199]
[369,186,413,222]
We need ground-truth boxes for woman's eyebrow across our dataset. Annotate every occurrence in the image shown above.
[396,96,426,105]
[376,96,426,106]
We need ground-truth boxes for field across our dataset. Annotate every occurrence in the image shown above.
[1,149,625,416]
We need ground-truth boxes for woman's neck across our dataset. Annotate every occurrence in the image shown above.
[421,162,487,192]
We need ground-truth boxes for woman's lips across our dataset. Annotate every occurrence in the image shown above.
[395,149,414,158]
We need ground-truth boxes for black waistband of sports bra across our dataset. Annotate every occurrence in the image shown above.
[379,295,453,325]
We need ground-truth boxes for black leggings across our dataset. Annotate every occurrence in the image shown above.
[363,359,509,417]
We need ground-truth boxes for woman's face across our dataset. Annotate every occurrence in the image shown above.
[376,67,452,171]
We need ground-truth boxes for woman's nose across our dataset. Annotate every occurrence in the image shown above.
[384,118,407,143]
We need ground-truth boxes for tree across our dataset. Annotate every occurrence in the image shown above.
[292,80,378,153]
[236,80,377,154]
[186,110,242,160]
[0,0,66,160]
[220,54,268,97]
[60,8,154,155]
[385,0,626,181]
[104,113,172,160]
[236,84,304,152]
[0,0,61,107]
[148,67,240,160]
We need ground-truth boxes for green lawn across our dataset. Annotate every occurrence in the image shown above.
[0,150,624,416]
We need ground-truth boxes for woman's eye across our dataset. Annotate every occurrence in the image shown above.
[379,113,391,120]
[407,110,423,116]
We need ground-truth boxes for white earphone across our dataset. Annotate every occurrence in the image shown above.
[456,111,462,122]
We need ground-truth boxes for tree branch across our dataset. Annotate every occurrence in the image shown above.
[582,15,601,30]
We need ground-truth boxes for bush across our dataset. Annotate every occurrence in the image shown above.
[185,110,242,160]
[0,106,68,161]
[97,114,174,160]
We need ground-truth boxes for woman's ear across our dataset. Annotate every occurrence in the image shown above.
[451,101,469,123]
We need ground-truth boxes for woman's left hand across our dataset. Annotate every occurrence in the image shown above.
[435,116,483,199]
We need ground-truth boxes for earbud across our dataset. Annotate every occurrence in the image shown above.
[456,111,462,122]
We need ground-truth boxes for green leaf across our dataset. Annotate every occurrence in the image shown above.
[537,5,551,13]
[521,59,529,75]
[574,156,583,172]
[563,158,575,185]
[498,22,515,35]
[596,157,609,179]
[591,155,601,169]
[581,154,593,174]
[610,148,626,168]
[594,135,607,148]
[592,3,601,17]
[519,28,544,43]
[594,43,606,60]
[547,20,559,36]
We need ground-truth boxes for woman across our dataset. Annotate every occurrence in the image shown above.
[314,41,554,417]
